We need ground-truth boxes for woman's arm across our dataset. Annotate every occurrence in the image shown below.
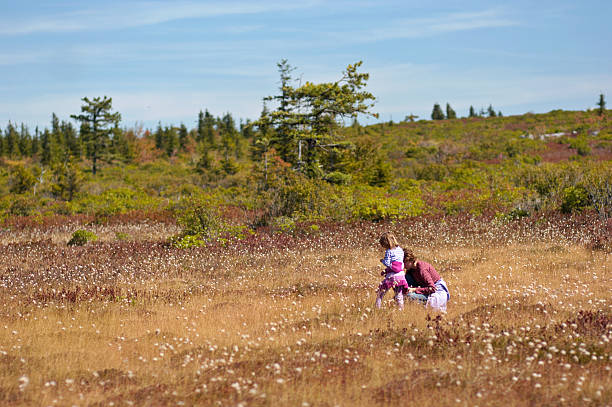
[412,264,437,295]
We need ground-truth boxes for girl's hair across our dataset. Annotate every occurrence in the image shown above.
[379,232,399,249]
[404,248,417,263]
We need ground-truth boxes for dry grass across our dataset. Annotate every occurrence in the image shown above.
[0,215,610,406]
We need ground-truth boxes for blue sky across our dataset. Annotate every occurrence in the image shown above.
[1,0,610,131]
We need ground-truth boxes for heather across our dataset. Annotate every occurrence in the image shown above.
[0,212,610,406]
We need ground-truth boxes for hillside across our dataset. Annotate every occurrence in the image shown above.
[0,109,610,236]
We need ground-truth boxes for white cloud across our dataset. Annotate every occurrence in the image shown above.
[0,1,321,36]
[339,8,518,43]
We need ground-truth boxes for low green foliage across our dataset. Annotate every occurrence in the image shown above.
[67,229,98,246]
[72,187,163,216]
[561,185,590,213]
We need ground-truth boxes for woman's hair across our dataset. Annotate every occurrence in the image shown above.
[404,248,417,263]
[379,232,399,249]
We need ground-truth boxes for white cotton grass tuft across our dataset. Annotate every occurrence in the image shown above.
[18,375,29,391]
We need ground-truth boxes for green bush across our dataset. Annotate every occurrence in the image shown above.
[9,165,40,194]
[325,171,352,186]
[169,195,223,247]
[72,187,163,216]
[67,230,98,246]
[351,185,424,221]
[567,137,591,156]
[176,198,221,237]
[561,186,589,213]
[9,194,37,216]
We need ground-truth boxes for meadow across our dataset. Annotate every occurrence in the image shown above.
[0,212,610,406]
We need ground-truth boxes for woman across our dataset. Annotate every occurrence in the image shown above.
[403,249,450,312]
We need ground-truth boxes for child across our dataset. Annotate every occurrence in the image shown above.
[404,249,450,312]
[375,232,409,310]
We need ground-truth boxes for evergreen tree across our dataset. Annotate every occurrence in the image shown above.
[154,122,164,151]
[597,94,606,115]
[51,160,82,201]
[178,123,188,151]
[469,106,477,118]
[62,121,80,158]
[71,96,121,175]
[0,127,5,156]
[9,164,39,194]
[18,124,32,157]
[446,103,457,119]
[5,122,21,157]
[111,126,135,162]
[50,113,66,160]
[197,109,215,145]
[240,119,254,139]
[31,127,40,157]
[255,61,376,178]
[164,126,177,157]
[40,129,61,166]
[219,112,241,159]
[487,105,497,117]
[197,110,205,143]
[264,59,298,163]
[431,103,445,120]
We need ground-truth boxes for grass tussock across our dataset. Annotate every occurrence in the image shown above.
[0,215,610,406]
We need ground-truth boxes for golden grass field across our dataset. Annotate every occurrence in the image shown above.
[0,215,610,406]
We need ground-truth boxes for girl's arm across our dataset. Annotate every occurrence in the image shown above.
[380,249,392,267]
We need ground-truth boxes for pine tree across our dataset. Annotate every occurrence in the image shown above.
[5,122,21,157]
[431,104,445,120]
[154,122,164,151]
[71,96,121,175]
[164,126,177,157]
[40,129,61,166]
[255,61,376,178]
[487,105,497,117]
[219,113,239,161]
[31,127,40,157]
[197,109,215,145]
[51,160,82,201]
[268,59,297,163]
[62,121,80,158]
[469,106,477,118]
[178,123,188,151]
[18,124,32,157]
[446,103,457,119]
[197,111,205,143]
[597,94,606,116]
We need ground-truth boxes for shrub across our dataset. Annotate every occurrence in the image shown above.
[9,194,37,216]
[561,186,589,213]
[67,230,98,246]
[567,137,591,156]
[325,171,352,186]
[351,185,425,221]
[9,165,40,194]
[73,187,162,216]
[176,201,220,238]
[169,195,223,247]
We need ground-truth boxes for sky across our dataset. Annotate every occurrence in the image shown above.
[1,0,611,131]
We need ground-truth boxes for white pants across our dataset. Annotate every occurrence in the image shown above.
[426,279,450,312]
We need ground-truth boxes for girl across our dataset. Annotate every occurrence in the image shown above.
[375,232,409,310]
[403,249,450,312]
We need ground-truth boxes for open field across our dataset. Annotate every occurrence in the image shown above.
[0,214,610,406]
